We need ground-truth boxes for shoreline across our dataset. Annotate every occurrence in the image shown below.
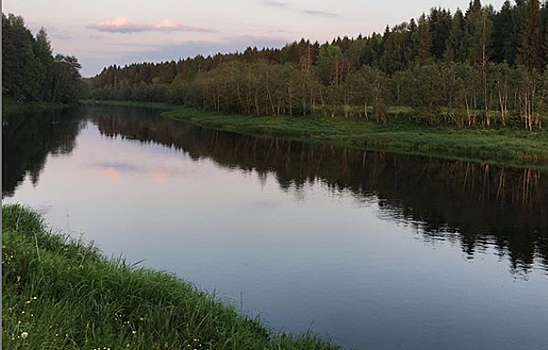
[2,204,339,349]
[83,100,548,170]
[2,97,70,114]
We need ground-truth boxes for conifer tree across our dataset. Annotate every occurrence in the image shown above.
[416,14,432,64]
[517,0,544,70]
[491,1,518,64]
[445,9,467,62]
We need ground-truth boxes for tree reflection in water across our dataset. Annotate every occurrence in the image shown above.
[4,105,547,275]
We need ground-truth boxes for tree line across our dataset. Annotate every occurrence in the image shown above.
[88,0,548,130]
[2,13,84,104]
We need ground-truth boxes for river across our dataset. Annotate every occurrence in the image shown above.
[3,105,548,350]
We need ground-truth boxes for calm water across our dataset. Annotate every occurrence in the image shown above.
[3,106,548,350]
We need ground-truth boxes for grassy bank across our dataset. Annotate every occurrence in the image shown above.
[83,100,548,169]
[3,95,69,114]
[2,205,338,350]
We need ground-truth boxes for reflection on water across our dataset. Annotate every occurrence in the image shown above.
[3,106,548,350]
[90,107,548,274]
[2,109,84,197]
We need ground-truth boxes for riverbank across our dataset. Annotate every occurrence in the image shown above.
[3,95,69,114]
[83,100,548,169]
[2,204,338,350]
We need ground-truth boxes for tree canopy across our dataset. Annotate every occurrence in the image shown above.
[2,13,83,104]
[87,1,548,130]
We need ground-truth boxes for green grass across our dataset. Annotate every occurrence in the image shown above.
[83,100,548,169]
[3,95,69,114]
[2,204,339,350]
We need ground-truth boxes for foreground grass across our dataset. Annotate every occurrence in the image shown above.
[84,100,548,169]
[3,95,69,114]
[2,205,339,350]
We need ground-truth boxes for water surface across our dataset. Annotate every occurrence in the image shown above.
[3,106,548,350]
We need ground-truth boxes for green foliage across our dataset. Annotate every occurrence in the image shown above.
[465,0,493,65]
[2,13,41,102]
[416,14,433,64]
[86,1,547,132]
[2,205,339,350]
[491,1,519,64]
[52,55,84,104]
[86,0,548,86]
[348,66,389,121]
[82,100,548,168]
[316,44,344,85]
[2,13,83,106]
[89,60,547,131]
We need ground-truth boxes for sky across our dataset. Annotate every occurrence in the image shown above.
[3,0,507,77]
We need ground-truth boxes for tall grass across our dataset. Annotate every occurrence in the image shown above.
[2,204,339,350]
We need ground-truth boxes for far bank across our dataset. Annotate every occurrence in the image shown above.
[83,100,548,170]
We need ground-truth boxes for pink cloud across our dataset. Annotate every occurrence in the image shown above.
[88,17,146,33]
[88,17,214,34]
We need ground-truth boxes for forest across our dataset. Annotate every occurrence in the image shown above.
[88,0,548,131]
[2,13,83,106]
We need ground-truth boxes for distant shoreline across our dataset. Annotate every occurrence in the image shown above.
[82,100,548,170]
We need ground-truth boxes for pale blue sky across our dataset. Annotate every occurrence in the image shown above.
[4,0,506,76]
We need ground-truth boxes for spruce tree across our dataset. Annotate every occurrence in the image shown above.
[517,0,544,70]
[429,8,452,59]
[445,9,467,62]
[416,14,432,64]
[491,1,518,64]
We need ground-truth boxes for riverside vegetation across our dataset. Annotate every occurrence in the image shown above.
[86,1,548,165]
[88,0,548,133]
[84,100,548,168]
[2,204,339,350]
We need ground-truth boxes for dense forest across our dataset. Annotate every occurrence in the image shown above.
[2,13,83,105]
[88,0,548,130]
